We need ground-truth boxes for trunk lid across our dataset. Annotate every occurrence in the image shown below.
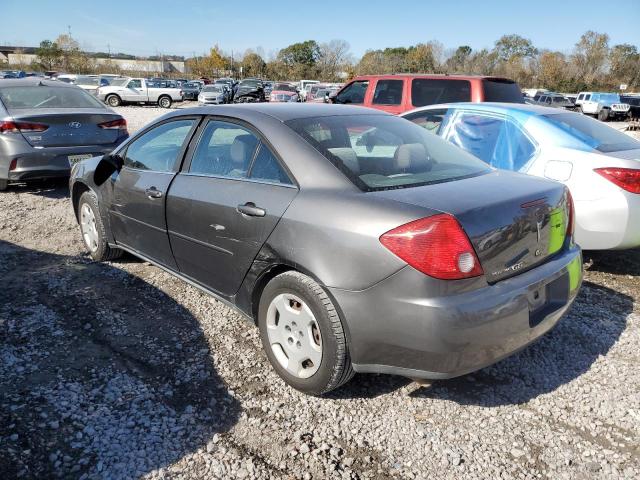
[8,108,122,147]
[371,171,570,283]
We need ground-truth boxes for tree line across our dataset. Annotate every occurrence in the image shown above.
[4,31,638,91]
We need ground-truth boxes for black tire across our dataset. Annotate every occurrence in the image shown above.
[578,106,584,114]
[258,271,354,395]
[106,94,121,107]
[598,108,609,122]
[0,179,7,191]
[77,191,122,262]
[158,96,172,108]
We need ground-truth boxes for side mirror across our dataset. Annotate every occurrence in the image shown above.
[94,153,123,186]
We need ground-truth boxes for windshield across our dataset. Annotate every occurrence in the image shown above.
[0,85,105,109]
[482,79,524,103]
[240,80,260,87]
[286,114,491,191]
[185,82,200,88]
[544,112,640,153]
[202,86,221,92]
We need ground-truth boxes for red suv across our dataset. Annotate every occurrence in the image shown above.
[332,75,524,114]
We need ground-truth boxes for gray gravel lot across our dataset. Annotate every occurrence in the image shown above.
[0,105,638,479]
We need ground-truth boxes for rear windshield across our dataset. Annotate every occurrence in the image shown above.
[411,79,471,107]
[545,112,640,153]
[482,79,524,103]
[0,85,105,109]
[285,114,490,191]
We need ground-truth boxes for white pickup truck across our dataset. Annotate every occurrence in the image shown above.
[97,77,184,108]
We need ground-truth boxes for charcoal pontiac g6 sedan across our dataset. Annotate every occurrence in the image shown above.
[70,104,582,395]
[0,78,128,190]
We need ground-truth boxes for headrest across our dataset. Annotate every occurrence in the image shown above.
[394,143,429,171]
[230,134,257,165]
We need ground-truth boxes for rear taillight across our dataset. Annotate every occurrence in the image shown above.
[98,118,127,131]
[566,189,575,238]
[594,167,640,194]
[9,159,17,171]
[0,120,49,134]
[380,214,483,280]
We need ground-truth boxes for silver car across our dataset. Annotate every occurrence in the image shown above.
[0,78,128,190]
[198,85,226,105]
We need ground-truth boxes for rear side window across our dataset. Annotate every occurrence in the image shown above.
[189,120,259,178]
[444,112,535,171]
[0,86,105,109]
[482,79,524,103]
[335,80,369,104]
[411,79,470,107]
[249,144,292,185]
[372,80,403,105]
[124,119,195,172]
[403,108,450,134]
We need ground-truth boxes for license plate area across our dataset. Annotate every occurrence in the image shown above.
[528,273,569,328]
[68,154,94,165]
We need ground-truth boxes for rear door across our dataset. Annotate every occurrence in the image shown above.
[109,117,199,268]
[166,118,298,297]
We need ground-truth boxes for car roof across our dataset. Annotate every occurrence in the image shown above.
[402,102,563,117]
[163,103,389,122]
[0,77,79,88]
[351,74,515,82]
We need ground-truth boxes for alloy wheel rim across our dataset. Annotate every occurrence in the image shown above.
[266,293,322,379]
[80,203,99,253]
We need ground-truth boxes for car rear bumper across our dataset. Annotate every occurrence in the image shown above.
[1,143,122,182]
[575,191,640,250]
[329,245,582,380]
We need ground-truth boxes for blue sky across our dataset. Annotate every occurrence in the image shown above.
[1,0,638,58]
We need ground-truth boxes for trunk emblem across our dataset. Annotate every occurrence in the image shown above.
[69,122,82,129]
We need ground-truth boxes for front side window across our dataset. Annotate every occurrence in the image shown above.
[411,79,471,107]
[443,112,535,171]
[577,94,584,100]
[189,120,259,178]
[335,80,369,104]
[128,79,142,88]
[584,94,591,101]
[372,80,403,105]
[286,114,490,191]
[124,119,195,172]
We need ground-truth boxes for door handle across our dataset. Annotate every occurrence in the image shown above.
[237,202,266,217]
[145,187,163,199]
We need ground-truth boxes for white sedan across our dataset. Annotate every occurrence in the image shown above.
[401,103,640,250]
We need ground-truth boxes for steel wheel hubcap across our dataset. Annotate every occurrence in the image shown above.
[80,203,99,253]
[266,293,322,379]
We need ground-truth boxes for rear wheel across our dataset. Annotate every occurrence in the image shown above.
[78,191,122,261]
[258,271,354,395]
[0,179,7,191]
[158,96,172,108]
[106,95,121,107]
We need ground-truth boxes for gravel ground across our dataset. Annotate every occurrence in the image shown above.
[0,106,638,479]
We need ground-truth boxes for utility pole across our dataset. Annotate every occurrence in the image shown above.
[67,25,72,38]
[107,43,111,59]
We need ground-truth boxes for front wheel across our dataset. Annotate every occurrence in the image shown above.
[598,109,609,122]
[78,191,122,261]
[258,271,354,395]
[0,179,7,191]
[158,96,172,108]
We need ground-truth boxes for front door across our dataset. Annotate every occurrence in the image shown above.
[166,118,298,297]
[122,79,146,102]
[109,118,198,268]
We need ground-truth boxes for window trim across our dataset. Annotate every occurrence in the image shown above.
[442,108,539,172]
[118,116,202,174]
[181,115,298,188]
